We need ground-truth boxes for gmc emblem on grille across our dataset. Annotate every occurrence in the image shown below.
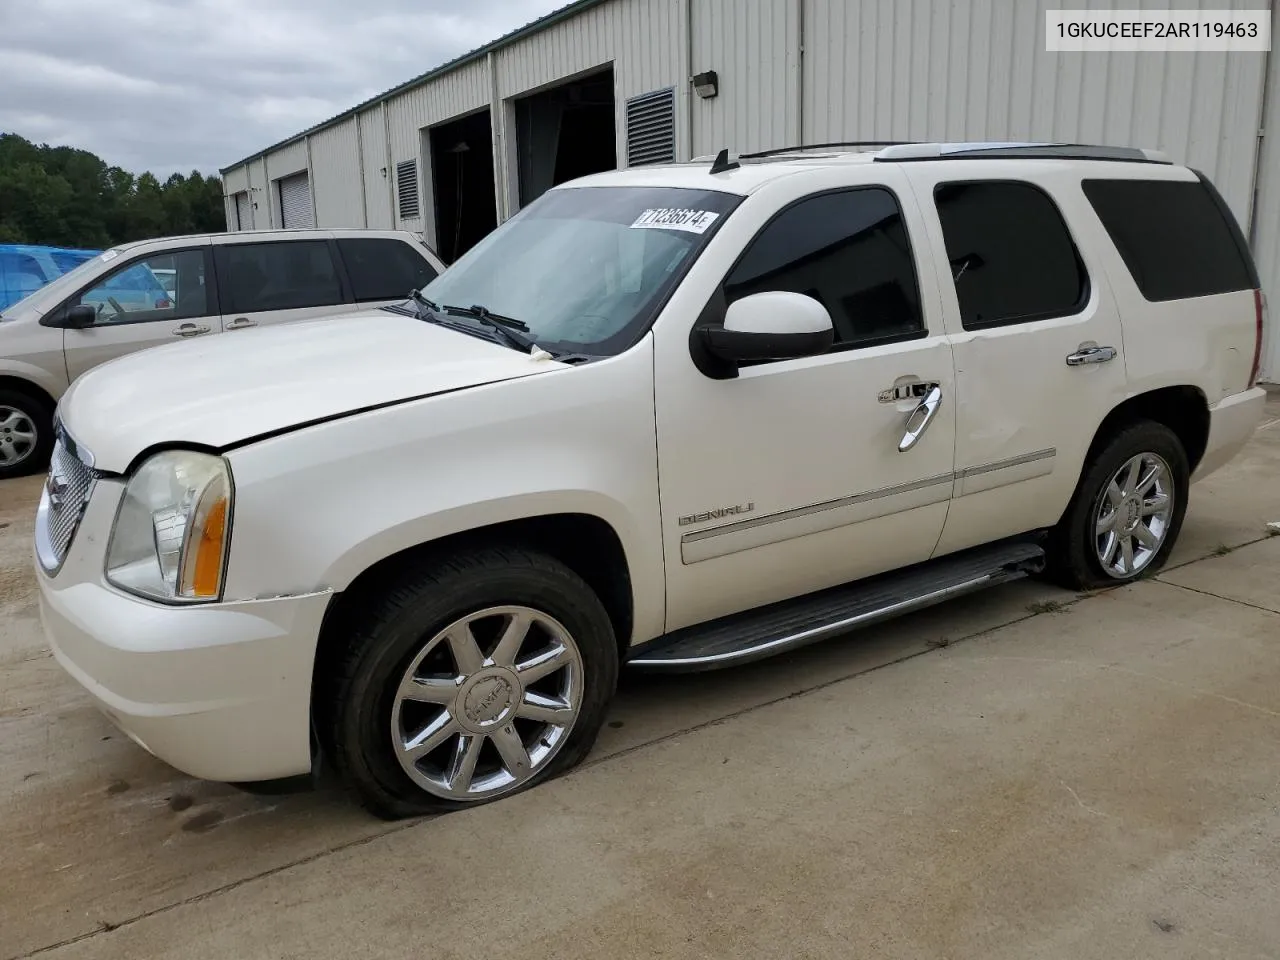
[46,470,68,509]
[678,502,755,526]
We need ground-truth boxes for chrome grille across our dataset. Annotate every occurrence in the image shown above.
[35,434,96,573]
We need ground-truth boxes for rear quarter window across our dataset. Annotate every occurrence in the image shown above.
[1081,178,1257,302]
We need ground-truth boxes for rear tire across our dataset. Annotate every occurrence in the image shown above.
[1047,421,1189,589]
[0,387,53,480]
[320,546,618,819]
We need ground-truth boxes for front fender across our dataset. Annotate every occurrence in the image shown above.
[221,340,664,644]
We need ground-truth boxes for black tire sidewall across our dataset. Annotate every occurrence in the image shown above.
[329,551,618,818]
[1057,421,1189,589]
[0,388,54,479]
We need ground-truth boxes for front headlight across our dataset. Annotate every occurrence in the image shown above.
[105,450,233,603]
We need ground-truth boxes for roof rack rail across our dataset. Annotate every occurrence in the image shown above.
[739,141,912,160]
[874,142,1172,164]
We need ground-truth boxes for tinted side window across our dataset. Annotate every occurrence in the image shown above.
[934,181,1086,330]
[217,240,342,314]
[337,238,438,302]
[724,187,924,348]
[1082,179,1255,302]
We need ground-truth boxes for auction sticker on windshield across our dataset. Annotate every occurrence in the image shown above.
[630,208,721,234]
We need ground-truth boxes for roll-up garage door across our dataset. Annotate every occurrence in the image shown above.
[278,173,314,228]
[235,191,252,230]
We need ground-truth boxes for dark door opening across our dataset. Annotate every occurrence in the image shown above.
[429,110,497,263]
[516,68,617,208]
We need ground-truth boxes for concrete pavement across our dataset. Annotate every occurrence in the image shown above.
[1,394,1277,959]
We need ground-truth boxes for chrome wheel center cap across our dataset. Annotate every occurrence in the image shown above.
[1120,497,1142,533]
[456,669,519,732]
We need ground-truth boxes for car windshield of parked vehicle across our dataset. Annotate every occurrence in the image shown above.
[418,186,741,357]
[0,248,118,317]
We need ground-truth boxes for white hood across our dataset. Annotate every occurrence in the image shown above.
[59,309,563,473]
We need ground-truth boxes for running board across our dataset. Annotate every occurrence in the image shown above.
[628,539,1045,672]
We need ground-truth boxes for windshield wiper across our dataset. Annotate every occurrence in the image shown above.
[441,303,540,353]
[407,288,441,319]
[442,303,529,331]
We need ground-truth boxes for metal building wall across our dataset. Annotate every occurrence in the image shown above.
[493,0,686,167]
[309,118,365,227]
[688,0,800,157]
[801,0,1268,226]
[386,59,492,232]
[358,108,394,229]
[1253,48,1280,381]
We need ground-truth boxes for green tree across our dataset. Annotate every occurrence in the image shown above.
[0,132,226,248]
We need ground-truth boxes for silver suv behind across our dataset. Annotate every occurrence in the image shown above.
[0,228,446,478]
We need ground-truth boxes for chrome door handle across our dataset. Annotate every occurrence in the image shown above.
[173,323,210,338]
[1066,343,1117,366]
[898,385,942,453]
[225,317,257,330]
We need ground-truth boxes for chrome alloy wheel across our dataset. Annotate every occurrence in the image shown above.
[390,605,584,802]
[0,405,37,468]
[1093,452,1175,579]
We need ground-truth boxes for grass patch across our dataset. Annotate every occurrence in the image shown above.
[1027,599,1067,615]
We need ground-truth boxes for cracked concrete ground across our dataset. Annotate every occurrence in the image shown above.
[1,393,1277,960]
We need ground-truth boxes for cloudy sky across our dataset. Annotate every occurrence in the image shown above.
[0,0,564,178]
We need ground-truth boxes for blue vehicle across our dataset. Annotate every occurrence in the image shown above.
[0,245,102,311]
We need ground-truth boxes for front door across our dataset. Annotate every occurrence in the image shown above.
[653,176,957,631]
[62,246,219,382]
[903,170,1130,556]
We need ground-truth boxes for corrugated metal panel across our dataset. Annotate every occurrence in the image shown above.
[278,173,314,228]
[387,59,489,163]
[496,0,683,165]
[309,119,364,227]
[690,0,799,157]
[1254,53,1280,381]
[222,167,249,195]
[803,0,1266,225]
[358,109,393,229]
[264,141,307,182]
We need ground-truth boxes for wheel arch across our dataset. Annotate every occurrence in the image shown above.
[1085,385,1210,474]
[0,374,58,414]
[311,511,636,700]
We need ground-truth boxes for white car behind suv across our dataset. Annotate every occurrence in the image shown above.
[0,228,445,478]
[34,142,1267,818]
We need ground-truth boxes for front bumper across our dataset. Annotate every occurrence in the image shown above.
[1191,386,1268,483]
[37,480,331,783]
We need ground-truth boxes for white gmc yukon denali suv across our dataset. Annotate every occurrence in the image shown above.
[34,143,1268,818]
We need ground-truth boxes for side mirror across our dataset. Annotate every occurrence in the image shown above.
[51,304,97,329]
[699,291,834,366]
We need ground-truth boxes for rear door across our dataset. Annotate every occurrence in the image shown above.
[904,167,1129,556]
[62,245,219,381]
[334,236,441,309]
[213,238,354,334]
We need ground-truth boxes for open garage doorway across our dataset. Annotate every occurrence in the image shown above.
[515,67,617,208]
[429,110,497,263]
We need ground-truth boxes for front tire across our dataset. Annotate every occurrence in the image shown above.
[0,388,53,480]
[321,547,618,819]
[1048,421,1189,589]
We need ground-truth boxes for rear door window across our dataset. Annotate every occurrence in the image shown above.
[933,181,1087,330]
[1081,178,1256,301]
[215,240,344,314]
[337,238,439,302]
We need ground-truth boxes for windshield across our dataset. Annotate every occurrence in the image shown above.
[420,186,741,355]
[0,249,121,317]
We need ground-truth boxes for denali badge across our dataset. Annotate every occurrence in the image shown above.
[678,502,755,526]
